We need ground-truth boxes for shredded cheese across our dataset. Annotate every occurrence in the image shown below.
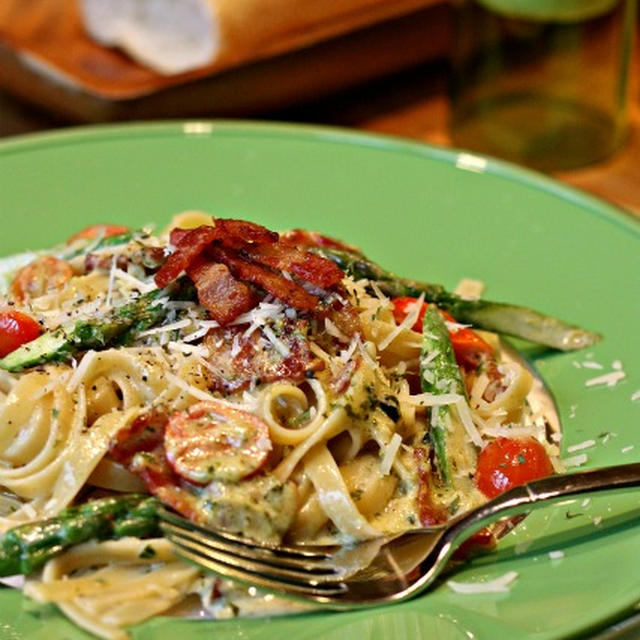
[324,318,349,343]
[454,277,485,300]
[454,399,485,447]
[262,326,291,358]
[167,342,209,357]
[380,433,402,476]
[447,571,518,594]
[585,370,626,388]
[407,392,465,407]
[377,293,425,351]
[137,318,191,337]
[562,453,588,468]
[567,439,596,453]
[112,268,156,293]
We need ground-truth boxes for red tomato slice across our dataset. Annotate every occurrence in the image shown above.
[475,437,554,499]
[67,224,130,243]
[391,297,493,369]
[10,256,73,303]
[164,401,272,484]
[0,310,42,357]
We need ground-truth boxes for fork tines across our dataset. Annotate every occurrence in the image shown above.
[158,509,348,597]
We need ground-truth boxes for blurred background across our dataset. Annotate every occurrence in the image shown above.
[0,0,638,214]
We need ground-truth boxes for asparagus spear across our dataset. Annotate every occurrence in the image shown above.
[0,494,160,576]
[314,247,600,351]
[0,280,195,372]
[420,306,477,486]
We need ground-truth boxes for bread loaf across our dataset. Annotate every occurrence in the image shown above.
[80,0,434,75]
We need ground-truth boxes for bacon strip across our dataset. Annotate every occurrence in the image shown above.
[169,227,193,246]
[280,229,359,252]
[203,322,312,392]
[209,246,318,310]
[155,225,221,288]
[186,258,257,325]
[241,243,344,289]
[158,219,279,289]
[215,218,278,246]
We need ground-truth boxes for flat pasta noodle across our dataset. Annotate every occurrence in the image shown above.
[25,538,201,640]
[0,212,561,638]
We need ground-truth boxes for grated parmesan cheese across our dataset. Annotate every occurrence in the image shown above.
[166,341,209,357]
[324,318,349,343]
[379,433,402,476]
[377,293,425,351]
[407,391,465,407]
[137,318,191,337]
[163,372,247,410]
[340,334,360,363]
[181,326,211,343]
[567,439,596,453]
[453,277,485,301]
[585,370,626,388]
[112,268,156,293]
[455,399,485,447]
[106,254,118,308]
[447,571,518,594]
[262,326,291,358]
[562,453,588,468]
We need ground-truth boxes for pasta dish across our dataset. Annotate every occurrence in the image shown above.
[0,212,597,639]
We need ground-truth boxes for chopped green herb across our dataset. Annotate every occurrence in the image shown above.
[139,545,157,559]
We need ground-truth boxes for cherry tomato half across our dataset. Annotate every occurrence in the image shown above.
[164,400,272,484]
[67,224,130,244]
[0,310,42,357]
[10,256,73,303]
[391,297,493,369]
[475,437,553,499]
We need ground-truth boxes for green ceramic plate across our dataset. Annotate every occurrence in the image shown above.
[0,122,638,640]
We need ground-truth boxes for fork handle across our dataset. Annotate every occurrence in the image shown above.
[444,461,640,552]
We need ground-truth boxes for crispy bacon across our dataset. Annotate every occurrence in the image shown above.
[169,219,277,250]
[203,321,312,392]
[209,245,318,311]
[215,218,279,246]
[241,243,344,289]
[157,219,347,324]
[132,449,202,523]
[109,409,168,467]
[169,227,192,246]
[414,447,449,526]
[280,229,359,253]
[155,225,221,288]
[322,298,362,338]
[187,258,257,325]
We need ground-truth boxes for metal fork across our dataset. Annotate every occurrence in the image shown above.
[159,462,640,607]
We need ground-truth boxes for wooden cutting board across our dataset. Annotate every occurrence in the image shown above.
[0,0,448,121]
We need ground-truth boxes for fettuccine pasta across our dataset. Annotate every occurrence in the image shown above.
[0,212,562,639]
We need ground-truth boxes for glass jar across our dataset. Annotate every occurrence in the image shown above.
[449,0,637,171]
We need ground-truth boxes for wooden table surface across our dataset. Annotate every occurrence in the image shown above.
[1,24,639,221]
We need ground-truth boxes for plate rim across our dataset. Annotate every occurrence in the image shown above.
[0,119,638,240]
[0,119,638,640]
